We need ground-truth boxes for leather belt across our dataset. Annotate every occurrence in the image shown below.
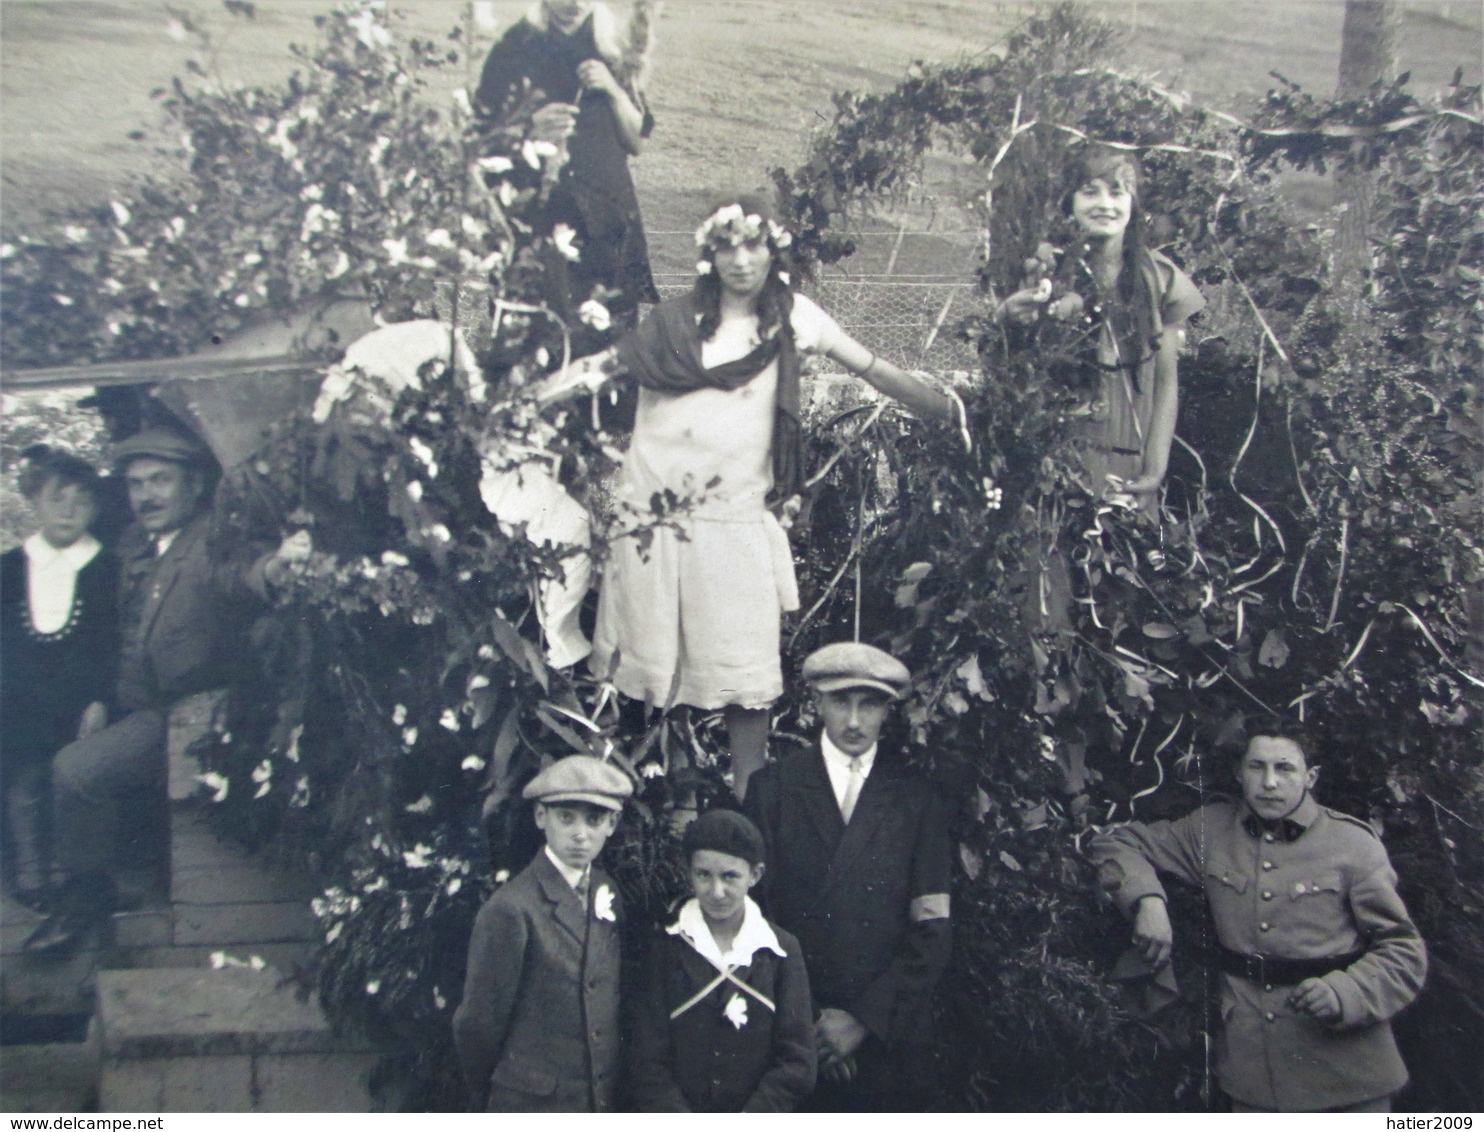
[1214,944,1364,986]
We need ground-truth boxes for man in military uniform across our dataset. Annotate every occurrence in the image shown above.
[1088,728,1427,1112]
[745,641,952,1111]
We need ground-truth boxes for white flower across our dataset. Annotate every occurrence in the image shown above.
[195,771,230,803]
[461,754,487,772]
[383,237,409,266]
[695,260,712,275]
[110,200,131,226]
[63,225,90,243]
[445,877,462,896]
[392,703,408,725]
[403,844,434,869]
[424,228,454,249]
[578,300,611,331]
[402,726,419,747]
[301,183,324,201]
[476,155,513,175]
[425,523,452,544]
[54,294,75,307]
[290,776,311,808]
[723,993,748,1029]
[439,708,460,732]
[640,763,665,779]
[382,551,410,568]
[366,980,381,995]
[252,760,273,783]
[551,224,581,262]
[406,479,424,502]
[593,884,616,922]
[433,985,448,1010]
[165,18,187,41]
[469,674,491,691]
[404,795,433,814]
[408,437,438,476]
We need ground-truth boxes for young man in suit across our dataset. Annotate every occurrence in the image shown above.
[744,642,953,1110]
[453,754,633,1112]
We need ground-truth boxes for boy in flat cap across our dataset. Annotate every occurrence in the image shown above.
[745,642,952,1110]
[631,808,816,1111]
[453,754,632,1112]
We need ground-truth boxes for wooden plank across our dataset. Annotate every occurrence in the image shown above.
[1,353,329,393]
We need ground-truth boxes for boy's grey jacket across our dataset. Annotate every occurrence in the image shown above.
[453,850,623,1112]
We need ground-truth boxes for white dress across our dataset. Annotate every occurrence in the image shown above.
[591,295,842,709]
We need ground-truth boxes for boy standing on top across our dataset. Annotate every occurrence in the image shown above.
[453,754,632,1112]
[631,808,816,1111]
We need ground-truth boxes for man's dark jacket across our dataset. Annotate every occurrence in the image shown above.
[743,744,952,1047]
[114,514,261,713]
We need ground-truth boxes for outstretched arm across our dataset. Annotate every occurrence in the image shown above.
[824,332,958,424]
[531,347,621,406]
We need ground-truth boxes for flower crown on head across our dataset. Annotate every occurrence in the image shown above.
[693,203,793,275]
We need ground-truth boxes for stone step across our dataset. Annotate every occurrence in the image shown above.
[0,1035,100,1113]
[96,967,376,1113]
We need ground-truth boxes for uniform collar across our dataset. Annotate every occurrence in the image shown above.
[1242,792,1320,842]
[667,896,785,971]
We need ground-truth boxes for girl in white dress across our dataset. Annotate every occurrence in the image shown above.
[542,194,961,797]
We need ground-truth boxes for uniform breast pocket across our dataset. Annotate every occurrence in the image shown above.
[1287,873,1343,901]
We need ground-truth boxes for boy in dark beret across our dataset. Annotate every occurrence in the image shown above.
[453,754,632,1112]
[630,808,816,1111]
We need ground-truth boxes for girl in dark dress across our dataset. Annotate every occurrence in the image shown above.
[1,447,119,907]
[475,1,661,333]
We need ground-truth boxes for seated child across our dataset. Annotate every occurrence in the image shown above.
[452,754,633,1112]
[630,809,816,1111]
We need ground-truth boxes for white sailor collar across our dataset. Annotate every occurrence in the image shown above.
[667,896,786,971]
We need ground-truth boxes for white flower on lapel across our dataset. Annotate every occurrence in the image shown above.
[593,884,616,922]
[723,993,748,1030]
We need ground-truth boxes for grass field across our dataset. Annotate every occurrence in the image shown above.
[3,0,1480,279]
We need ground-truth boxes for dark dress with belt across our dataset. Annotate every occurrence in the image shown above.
[0,544,120,889]
[475,12,660,321]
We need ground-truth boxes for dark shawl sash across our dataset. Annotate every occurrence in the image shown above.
[615,293,803,504]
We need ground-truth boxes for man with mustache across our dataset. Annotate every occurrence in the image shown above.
[25,426,303,954]
[744,642,952,1110]
[1088,728,1427,1111]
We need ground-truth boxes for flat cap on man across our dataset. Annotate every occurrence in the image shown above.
[802,641,911,699]
[112,426,213,470]
[523,755,634,811]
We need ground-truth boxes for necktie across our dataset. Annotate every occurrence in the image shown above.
[840,759,864,824]
[575,871,590,904]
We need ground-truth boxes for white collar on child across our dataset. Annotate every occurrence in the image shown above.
[668,896,786,971]
[543,845,589,893]
[23,533,101,635]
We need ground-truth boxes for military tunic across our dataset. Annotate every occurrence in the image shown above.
[1089,795,1426,1111]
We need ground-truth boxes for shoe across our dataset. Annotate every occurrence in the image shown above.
[22,909,96,957]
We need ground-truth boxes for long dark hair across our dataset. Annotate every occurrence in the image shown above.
[1059,145,1161,386]
[691,192,797,345]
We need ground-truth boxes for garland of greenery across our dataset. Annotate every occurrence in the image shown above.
[2,2,1478,1111]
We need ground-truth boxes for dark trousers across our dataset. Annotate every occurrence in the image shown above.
[52,710,165,884]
